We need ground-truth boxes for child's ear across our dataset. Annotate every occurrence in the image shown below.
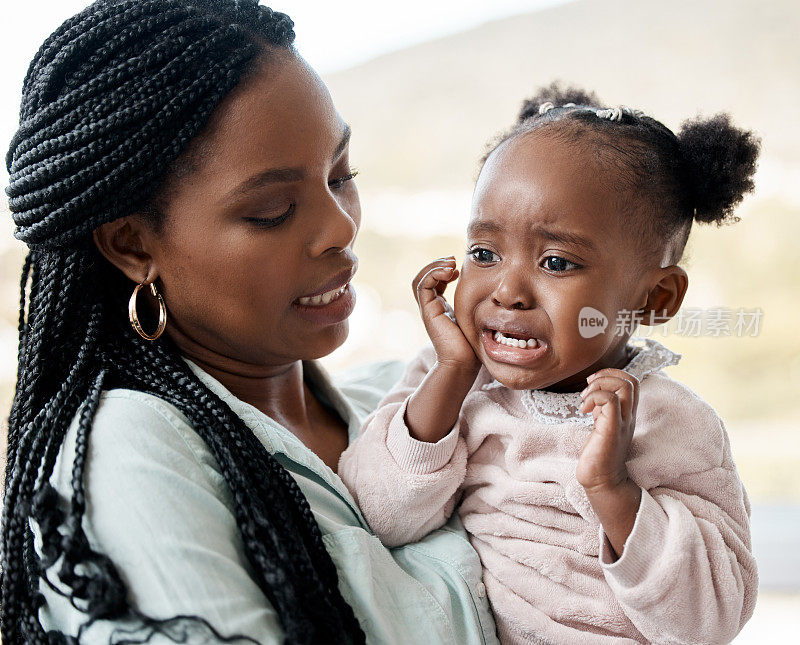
[638,265,689,325]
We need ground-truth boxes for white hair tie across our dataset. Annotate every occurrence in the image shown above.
[595,105,645,121]
[538,101,556,115]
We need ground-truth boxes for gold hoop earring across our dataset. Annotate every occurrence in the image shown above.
[128,281,167,341]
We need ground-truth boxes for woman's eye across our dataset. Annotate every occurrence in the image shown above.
[329,168,359,190]
[543,256,579,272]
[469,248,499,264]
[243,203,295,228]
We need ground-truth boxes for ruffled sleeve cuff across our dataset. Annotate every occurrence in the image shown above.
[385,396,461,475]
[598,486,670,589]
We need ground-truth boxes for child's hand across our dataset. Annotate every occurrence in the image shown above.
[412,257,479,374]
[404,257,480,444]
[576,369,640,493]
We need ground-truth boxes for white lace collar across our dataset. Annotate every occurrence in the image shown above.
[482,337,681,426]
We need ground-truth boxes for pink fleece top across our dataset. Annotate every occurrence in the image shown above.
[338,338,757,644]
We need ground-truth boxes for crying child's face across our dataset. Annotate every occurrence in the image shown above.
[453,131,656,392]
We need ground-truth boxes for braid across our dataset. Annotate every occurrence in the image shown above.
[3,1,364,643]
[3,253,32,482]
[101,318,364,640]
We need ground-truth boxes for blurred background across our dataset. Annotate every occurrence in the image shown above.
[1,0,798,640]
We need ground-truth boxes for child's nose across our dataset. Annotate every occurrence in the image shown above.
[491,272,534,310]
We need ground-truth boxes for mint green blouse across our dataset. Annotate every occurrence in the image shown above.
[33,357,498,644]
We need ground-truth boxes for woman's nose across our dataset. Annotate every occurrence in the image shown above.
[307,194,358,257]
[491,270,534,310]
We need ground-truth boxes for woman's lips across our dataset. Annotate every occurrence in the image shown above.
[297,267,355,301]
[296,283,349,306]
[481,328,549,366]
[292,279,356,326]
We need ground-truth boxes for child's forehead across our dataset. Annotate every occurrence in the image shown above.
[469,134,649,253]
[475,138,618,222]
[483,130,601,179]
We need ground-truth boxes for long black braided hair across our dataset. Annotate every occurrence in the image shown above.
[482,82,761,263]
[2,0,365,642]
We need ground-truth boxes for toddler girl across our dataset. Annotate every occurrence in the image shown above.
[338,85,760,644]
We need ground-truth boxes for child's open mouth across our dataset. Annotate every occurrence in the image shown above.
[482,329,549,366]
[492,330,540,349]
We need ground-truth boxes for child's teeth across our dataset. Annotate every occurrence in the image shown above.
[298,285,346,306]
[494,331,538,348]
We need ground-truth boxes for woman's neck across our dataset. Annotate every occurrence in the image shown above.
[165,319,320,427]
[189,353,315,428]
[181,348,350,471]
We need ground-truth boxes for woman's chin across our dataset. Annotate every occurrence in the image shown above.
[300,320,350,361]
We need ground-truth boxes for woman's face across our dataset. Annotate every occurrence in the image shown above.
[128,50,361,371]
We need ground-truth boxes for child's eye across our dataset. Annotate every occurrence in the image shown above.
[329,168,359,190]
[469,248,499,264]
[543,256,580,272]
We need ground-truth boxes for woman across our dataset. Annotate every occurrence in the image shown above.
[1,1,498,643]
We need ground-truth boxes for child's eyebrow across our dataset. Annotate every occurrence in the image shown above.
[467,220,596,252]
[467,220,502,236]
[533,226,596,251]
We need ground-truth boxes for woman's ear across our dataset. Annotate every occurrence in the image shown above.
[92,216,157,284]
[639,265,689,325]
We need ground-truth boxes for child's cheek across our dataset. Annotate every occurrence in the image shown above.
[453,270,479,342]
[554,300,622,362]
[453,276,468,327]
[575,304,615,341]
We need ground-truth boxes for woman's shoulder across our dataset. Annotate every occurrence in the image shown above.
[84,388,194,451]
[55,387,227,501]
[42,387,280,640]
[331,359,407,415]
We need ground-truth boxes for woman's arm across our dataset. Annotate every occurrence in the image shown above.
[34,389,283,643]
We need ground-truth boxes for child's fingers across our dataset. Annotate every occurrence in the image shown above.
[587,368,639,391]
[414,265,459,309]
[413,276,461,339]
[587,367,638,384]
[581,377,635,416]
[583,370,639,418]
[412,257,457,294]
[580,389,622,427]
[415,268,454,308]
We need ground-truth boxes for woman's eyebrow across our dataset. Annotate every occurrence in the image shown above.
[222,167,305,203]
[221,124,352,205]
[332,123,351,161]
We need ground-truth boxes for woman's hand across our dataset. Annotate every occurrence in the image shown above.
[412,257,479,373]
[576,368,643,559]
